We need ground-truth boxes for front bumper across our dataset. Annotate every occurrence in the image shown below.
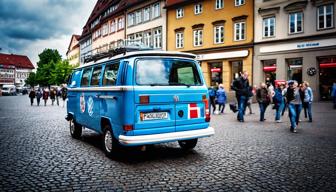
[118,127,214,146]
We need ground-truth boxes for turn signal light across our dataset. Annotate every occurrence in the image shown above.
[140,95,149,104]
[123,124,133,131]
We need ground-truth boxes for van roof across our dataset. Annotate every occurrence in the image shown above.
[77,51,196,69]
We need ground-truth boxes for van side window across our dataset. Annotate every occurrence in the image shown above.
[177,66,197,85]
[103,63,120,86]
[90,66,102,86]
[81,68,92,87]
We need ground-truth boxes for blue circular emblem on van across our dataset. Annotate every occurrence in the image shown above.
[88,96,94,116]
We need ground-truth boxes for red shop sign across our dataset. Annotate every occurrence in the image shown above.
[211,68,221,72]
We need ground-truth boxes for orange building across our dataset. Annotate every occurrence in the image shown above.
[166,0,254,91]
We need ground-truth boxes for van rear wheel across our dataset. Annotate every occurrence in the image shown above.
[103,124,120,157]
[70,119,82,139]
[178,139,198,150]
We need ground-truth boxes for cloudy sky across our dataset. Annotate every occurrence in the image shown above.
[0,0,96,66]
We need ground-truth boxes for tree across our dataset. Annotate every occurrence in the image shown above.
[37,49,62,68]
[25,72,37,87]
[50,60,74,85]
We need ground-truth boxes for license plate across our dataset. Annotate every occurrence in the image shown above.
[142,112,168,121]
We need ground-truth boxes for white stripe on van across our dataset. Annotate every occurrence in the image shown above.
[68,86,133,92]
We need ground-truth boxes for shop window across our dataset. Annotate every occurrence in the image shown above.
[318,57,336,100]
[262,59,276,86]
[286,58,302,84]
[210,62,223,86]
[231,60,243,82]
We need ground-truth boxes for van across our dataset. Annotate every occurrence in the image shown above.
[65,49,214,156]
[1,85,17,96]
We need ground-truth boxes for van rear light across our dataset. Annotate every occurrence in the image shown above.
[123,125,133,131]
[202,95,211,122]
[140,95,149,104]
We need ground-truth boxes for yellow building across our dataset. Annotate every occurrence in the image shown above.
[66,34,80,66]
[166,0,254,91]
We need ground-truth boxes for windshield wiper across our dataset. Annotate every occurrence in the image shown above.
[149,83,168,86]
[169,82,191,87]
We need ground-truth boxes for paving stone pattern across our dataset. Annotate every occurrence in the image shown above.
[0,95,335,191]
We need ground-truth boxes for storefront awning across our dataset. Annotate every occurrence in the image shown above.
[320,63,336,68]
[263,65,276,72]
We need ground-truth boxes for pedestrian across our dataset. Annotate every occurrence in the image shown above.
[245,86,255,115]
[43,88,49,106]
[256,83,271,122]
[231,71,250,122]
[36,88,42,106]
[61,84,68,107]
[56,87,61,106]
[50,88,56,106]
[216,84,227,114]
[208,86,217,114]
[331,82,336,109]
[302,81,313,122]
[286,81,302,133]
[274,83,285,123]
[28,89,36,106]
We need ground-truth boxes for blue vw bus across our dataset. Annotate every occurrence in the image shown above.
[66,49,214,156]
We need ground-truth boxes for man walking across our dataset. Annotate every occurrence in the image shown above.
[231,71,250,122]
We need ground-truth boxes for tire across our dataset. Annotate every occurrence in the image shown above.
[178,139,198,150]
[69,119,82,139]
[103,124,120,157]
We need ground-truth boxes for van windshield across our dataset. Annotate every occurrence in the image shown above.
[136,58,202,86]
[2,88,9,91]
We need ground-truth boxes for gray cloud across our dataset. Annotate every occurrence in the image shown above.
[0,0,96,62]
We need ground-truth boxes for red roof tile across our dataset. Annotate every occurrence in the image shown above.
[0,53,35,69]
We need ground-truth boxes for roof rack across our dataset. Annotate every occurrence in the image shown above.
[83,40,153,63]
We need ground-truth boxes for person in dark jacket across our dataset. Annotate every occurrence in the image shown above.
[286,81,302,133]
[256,83,271,122]
[43,88,49,106]
[216,84,227,114]
[61,85,68,107]
[50,88,56,106]
[231,71,250,122]
[274,83,285,122]
[208,86,217,114]
[28,89,36,106]
[36,88,42,106]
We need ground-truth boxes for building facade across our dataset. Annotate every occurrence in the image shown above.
[0,53,34,88]
[66,35,80,66]
[126,0,167,50]
[166,0,254,91]
[254,0,336,100]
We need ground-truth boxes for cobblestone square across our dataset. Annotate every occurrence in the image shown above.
[0,95,335,191]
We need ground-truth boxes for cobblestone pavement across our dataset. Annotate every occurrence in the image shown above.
[0,95,335,191]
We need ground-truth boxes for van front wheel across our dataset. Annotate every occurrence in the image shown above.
[70,119,82,139]
[178,139,198,150]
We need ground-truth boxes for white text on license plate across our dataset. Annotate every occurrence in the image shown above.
[143,112,168,121]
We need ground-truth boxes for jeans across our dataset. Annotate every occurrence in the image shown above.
[295,104,302,125]
[288,103,297,129]
[258,102,268,121]
[237,96,247,121]
[210,96,216,113]
[303,102,312,121]
[218,103,225,113]
[275,100,285,121]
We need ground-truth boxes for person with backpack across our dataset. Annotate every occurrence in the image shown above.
[28,89,36,106]
[36,88,42,106]
[208,86,217,114]
[302,81,313,122]
[216,84,227,114]
[273,83,285,123]
[256,82,271,122]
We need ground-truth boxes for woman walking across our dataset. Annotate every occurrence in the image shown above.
[28,89,36,106]
[256,83,271,122]
[302,81,313,122]
[274,83,285,123]
[216,84,227,114]
[43,88,49,106]
[286,81,302,133]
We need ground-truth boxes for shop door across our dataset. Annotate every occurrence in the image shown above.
[319,57,336,100]
[287,58,302,84]
[209,62,223,86]
[262,59,276,86]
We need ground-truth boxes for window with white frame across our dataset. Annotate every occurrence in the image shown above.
[289,12,303,34]
[128,13,135,26]
[135,32,143,44]
[144,31,152,47]
[194,3,203,15]
[102,23,108,36]
[318,4,334,29]
[234,21,245,41]
[176,32,184,48]
[263,17,275,37]
[214,25,224,44]
[152,3,160,18]
[110,20,116,33]
[144,6,151,21]
[235,0,245,6]
[176,8,184,18]
[153,28,162,48]
[193,29,203,46]
[118,17,124,30]
[135,10,142,24]
[215,0,224,9]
